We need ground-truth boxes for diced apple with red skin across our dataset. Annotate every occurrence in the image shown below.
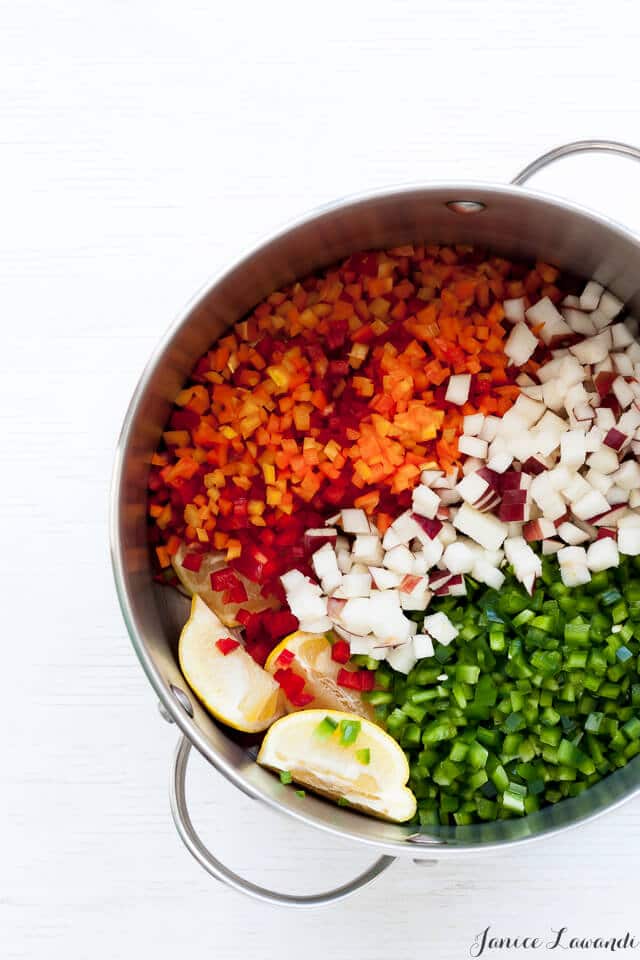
[523,518,556,541]
[304,528,338,556]
[612,376,635,409]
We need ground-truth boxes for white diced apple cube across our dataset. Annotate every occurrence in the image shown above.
[423,611,459,646]
[580,280,604,311]
[586,538,620,572]
[504,322,538,366]
[560,431,587,469]
[453,503,508,550]
[463,413,485,436]
[445,373,471,405]
[442,540,476,574]
[333,572,372,598]
[352,534,384,566]
[340,508,370,534]
[413,634,435,659]
[503,297,526,322]
[383,544,415,574]
[385,642,417,675]
[412,484,440,519]
[458,435,488,459]
[369,566,402,590]
[341,598,373,636]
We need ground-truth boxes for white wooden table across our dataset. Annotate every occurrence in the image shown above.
[4,1,640,956]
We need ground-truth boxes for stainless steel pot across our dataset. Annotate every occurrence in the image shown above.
[111,140,640,907]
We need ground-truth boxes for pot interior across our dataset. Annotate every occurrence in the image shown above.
[112,183,640,855]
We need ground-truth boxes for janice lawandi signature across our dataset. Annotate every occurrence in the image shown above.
[470,926,640,956]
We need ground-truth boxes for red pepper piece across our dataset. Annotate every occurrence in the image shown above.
[169,407,200,431]
[289,690,314,707]
[181,552,203,573]
[276,648,295,667]
[337,668,375,691]
[223,582,248,604]
[216,637,240,655]
[348,251,378,277]
[274,668,314,706]
[245,636,274,667]
[331,640,351,664]
[210,568,242,592]
[262,610,299,641]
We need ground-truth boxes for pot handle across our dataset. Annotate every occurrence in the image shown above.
[169,736,396,907]
[512,139,640,186]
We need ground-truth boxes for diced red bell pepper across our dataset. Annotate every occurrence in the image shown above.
[231,542,274,583]
[216,637,240,655]
[263,610,299,641]
[337,668,375,691]
[276,648,295,667]
[274,668,314,706]
[236,608,262,642]
[348,251,378,277]
[245,636,274,667]
[169,407,201,431]
[331,639,351,664]
[223,582,248,604]
[210,568,242,592]
[181,552,203,573]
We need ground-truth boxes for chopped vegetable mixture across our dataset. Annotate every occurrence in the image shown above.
[148,243,640,826]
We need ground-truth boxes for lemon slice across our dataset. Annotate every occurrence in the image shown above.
[172,543,278,628]
[264,631,374,720]
[258,709,417,822]
[179,595,285,733]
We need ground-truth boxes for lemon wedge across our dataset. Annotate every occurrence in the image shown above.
[264,631,374,720]
[179,595,285,733]
[258,709,416,822]
[172,543,278,628]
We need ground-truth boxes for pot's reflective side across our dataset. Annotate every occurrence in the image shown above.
[111,182,640,857]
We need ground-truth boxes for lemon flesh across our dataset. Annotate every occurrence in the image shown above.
[172,543,278,628]
[258,709,417,822]
[264,631,374,720]
[179,595,284,733]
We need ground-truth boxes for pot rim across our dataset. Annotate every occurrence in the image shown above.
[110,176,640,856]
